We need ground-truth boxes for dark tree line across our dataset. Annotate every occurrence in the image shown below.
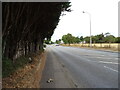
[2,2,71,61]
[84,33,120,43]
[62,33,120,44]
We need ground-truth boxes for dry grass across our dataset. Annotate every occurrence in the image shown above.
[61,43,120,52]
[2,51,47,88]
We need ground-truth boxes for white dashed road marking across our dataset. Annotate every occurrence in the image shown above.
[104,66,118,73]
[99,61,118,64]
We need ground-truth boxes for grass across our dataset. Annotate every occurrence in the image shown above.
[2,50,44,78]
[61,43,119,52]
[2,55,30,78]
[2,57,15,78]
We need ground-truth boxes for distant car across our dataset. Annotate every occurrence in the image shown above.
[56,44,59,46]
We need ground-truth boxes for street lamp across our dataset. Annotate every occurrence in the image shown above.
[83,11,92,47]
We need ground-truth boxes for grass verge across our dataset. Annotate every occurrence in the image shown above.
[2,54,33,78]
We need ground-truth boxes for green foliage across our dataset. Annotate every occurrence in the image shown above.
[44,40,50,44]
[2,2,71,78]
[44,39,55,44]
[62,33,80,44]
[80,36,84,41]
[43,44,46,48]
[92,36,98,43]
[56,40,59,44]
[104,35,116,43]
[84,36,90,43]
[91,34,104,43]
[95,33,104,43]
[14,56,30,69]
[56,39,61,44]
[115,37,120,43]
[74,37,81,43]
[84,33,118,43]
[2,56,30,78]
[51,41,55,44]
[61,32,119,44]
[2,57,14,78]
[2,2,71,60]
[62,33,73,44]
[104,32,110,36]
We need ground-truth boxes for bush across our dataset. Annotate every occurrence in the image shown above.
[14,56,30,69]
[2,57,14,78]
[2,56,30,78]
[43,44,46,48]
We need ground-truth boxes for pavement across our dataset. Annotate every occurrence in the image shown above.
[40,45,118,88]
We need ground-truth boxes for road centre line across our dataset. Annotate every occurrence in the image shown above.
[85,56,118,61]
[104,66,118,73]
[96,57,115,59]
[86,59,118,65]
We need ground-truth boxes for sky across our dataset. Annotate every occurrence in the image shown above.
[51,0,119,42]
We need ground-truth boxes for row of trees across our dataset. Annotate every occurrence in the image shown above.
[61,33,120,44]
[84,33,120,43]
[2,2,71,61]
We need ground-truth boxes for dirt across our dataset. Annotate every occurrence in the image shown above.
[2,51,46,88]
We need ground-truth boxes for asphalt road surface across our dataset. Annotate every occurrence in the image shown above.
[40,45,118,88]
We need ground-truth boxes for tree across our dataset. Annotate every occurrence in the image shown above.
[62,34,81,44]
[115,37,120,43]
[74,37,80,43]
[104,32,110,37]
[84,36,90,43]
[86,33,105,43]
[2,2,71,60]
[56,40,61,44]
[62,33,74,45]
[83,33,117,43]
[51,41,55,44]
[96,33,105,43]
[44,39,50,44]
[80,36,84,41]
[104,35,116,43]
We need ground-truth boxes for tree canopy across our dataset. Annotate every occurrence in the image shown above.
[61,33,120,44]
[62,33,80,44]
[2,2,71,60]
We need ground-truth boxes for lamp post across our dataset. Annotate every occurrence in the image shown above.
[83,11,92,47]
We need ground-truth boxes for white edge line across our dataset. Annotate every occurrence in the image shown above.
[104,66,118,73]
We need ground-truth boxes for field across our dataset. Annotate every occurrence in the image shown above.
[61,43,120,51]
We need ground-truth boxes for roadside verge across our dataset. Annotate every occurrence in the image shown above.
[2,51,46,88]
[61,44,119,53]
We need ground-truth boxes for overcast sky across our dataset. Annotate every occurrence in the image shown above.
[51,0,119,42]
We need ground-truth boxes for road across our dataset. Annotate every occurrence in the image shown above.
[40,45,118,88]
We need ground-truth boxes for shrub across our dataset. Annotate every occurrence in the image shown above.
[2,56,30,78]
[2,57,14,78]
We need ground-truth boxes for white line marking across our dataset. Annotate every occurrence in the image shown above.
[101,55,105,56]
[104,66,118,72]
[99,61,118,64]
[96,57,102,58]
[115,58,118,60]
[87,60,90,61]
